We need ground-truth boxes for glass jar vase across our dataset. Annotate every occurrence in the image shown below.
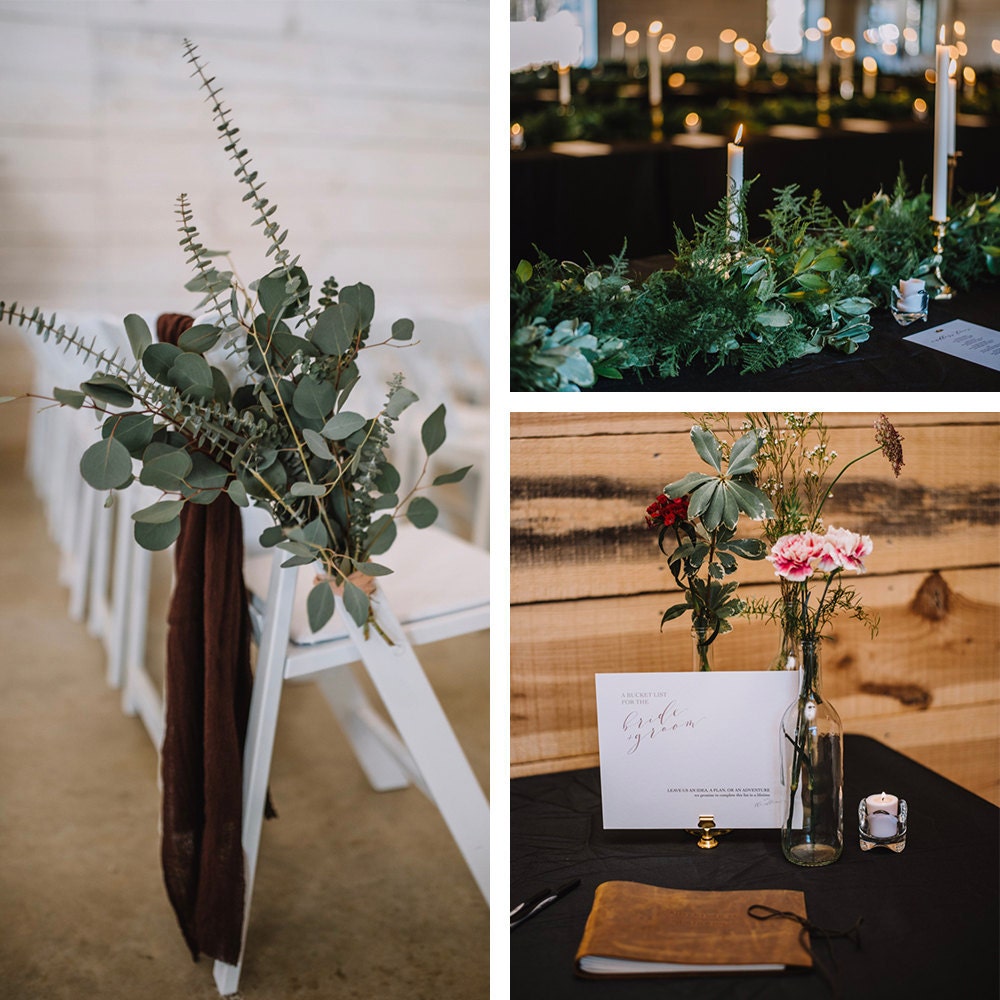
[691,617,715,672]
[779,636,843,865]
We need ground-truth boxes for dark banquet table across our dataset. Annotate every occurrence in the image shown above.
[511,119,1000,266]
[510,735,1000,1000]
[589,271,999,390]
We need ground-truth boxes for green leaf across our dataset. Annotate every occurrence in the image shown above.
[307,581,336,632]
[302,427,334,459]
[177,323,222,353]
[290,482,328,497]
[80,375,134,408]
[356,561,393,577]
[341,580,370,627]
[339,283,375,330]
[663,471,714,498]
[142,342,183,383]
[686,481,719,522]
[833,297,873,317]
[515,259,533,283]
[718,485,740,529]
[723,537,767,559]
[703,481,728,531]
[134,517,181,551]
[80,437,133,490]
[384,385,418,418]
[375,463,400,493]
[756,308,793,328]
[185,487,222,506]
[406,496,438,528]
[292,376,336,422]
[259,525,284,547]
[726,479,774,520]
[432,465,472,486]
[810,253,844,272]
[103,414,156,459]
[725,431,760,477]
[186,452,229,489]
[124,313,152,360]
[795,273,830,292]
[139,444,193,491]
[321,411,366,440]
[390,318,414,341]
[132,499,185,523]
[367,514,397,556]
[660,603,689,627]
[53,387,86,408]
[690,426,722,472]
[311,301,358,356]
[169,352,214,395]
[226,479,249,507]
[421,404,447,456]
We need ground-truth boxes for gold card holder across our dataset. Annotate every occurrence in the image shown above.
[684,815,732,850]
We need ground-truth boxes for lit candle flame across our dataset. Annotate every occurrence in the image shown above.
[939,24,946,45]
[734,123,744,145]
[948,58,957,78]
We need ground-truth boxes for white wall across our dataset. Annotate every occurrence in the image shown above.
[0,0,489,320]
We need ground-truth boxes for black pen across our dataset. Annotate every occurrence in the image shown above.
[510,879,581,929]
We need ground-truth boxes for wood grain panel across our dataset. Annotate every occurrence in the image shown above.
[511,566,1000,802]
[511,417,1000,604]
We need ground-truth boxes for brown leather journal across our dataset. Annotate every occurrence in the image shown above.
[575,881,813,978]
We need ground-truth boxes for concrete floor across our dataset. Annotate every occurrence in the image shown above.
[0,326,490,999]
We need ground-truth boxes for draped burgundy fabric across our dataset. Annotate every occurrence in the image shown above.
[156,312,255,965]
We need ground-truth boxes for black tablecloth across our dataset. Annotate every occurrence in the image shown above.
[587,277,1000,391]
[512,121,1000,266]
[510,735,999,1000]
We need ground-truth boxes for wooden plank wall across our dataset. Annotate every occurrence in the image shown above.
[0,1,488,317]
[510,412,1000,806]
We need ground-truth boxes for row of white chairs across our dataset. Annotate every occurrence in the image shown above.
[18,308,490,996]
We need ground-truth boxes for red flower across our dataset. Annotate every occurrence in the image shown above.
[645,493,690,528]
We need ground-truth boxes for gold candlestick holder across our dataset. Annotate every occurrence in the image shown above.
[650,103,664,142]
[929,217,954,300]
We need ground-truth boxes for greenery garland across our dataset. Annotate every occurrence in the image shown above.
[510,172,1000,390]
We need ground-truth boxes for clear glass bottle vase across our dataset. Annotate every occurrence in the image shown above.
[779,636,843,865]
[691,617,715,672]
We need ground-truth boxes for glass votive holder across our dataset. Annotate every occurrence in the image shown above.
[858,796,907,852]
[890,286,928,326]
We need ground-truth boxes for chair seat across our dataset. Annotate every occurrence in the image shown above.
[242,523,489,677]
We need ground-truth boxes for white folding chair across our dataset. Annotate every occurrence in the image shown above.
[212,522,490,995]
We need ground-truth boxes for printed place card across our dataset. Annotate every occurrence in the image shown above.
[595,672,799,830]
[904,319,1000,372]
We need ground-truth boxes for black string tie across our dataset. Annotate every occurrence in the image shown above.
[748,904,863,999]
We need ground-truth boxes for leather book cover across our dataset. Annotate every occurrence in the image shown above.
[575,881,813,978]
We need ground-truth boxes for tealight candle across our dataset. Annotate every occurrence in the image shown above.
[868,811,899,838]
[866,791,899,816]
[897,278,926,311]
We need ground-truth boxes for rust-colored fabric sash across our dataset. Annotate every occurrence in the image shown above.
[156,312,254,965]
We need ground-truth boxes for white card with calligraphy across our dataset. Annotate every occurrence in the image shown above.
[595,672,800,829]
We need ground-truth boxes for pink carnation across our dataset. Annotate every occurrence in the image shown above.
[767,532,827,581]
[820,527,873,573]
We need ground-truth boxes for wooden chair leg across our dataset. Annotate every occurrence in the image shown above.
[316,667,415,793]
[213,554,297,996]
[341,594,489,902]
